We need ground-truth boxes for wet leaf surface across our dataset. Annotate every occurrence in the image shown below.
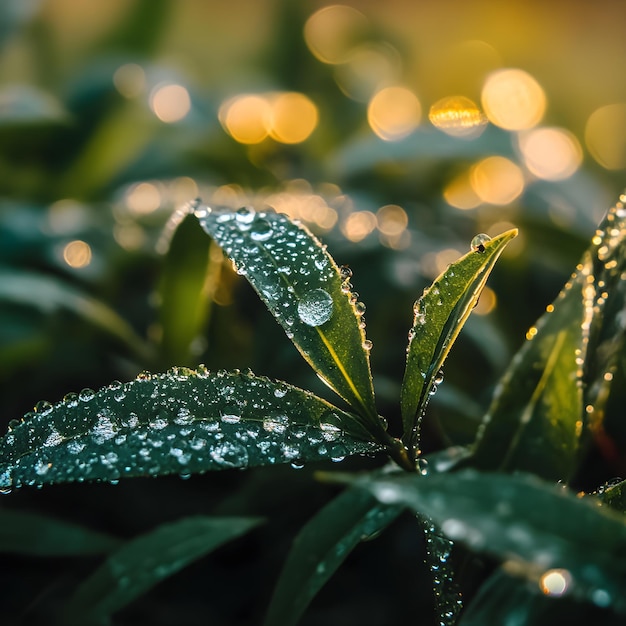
[364,470,626,615]
[196,206,379,428]
[401,229,517,456]
[0,368,382,490]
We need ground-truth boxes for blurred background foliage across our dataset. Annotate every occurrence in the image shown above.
[1,1,626,624]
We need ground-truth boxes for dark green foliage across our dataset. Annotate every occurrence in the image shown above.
[2,3,626,625]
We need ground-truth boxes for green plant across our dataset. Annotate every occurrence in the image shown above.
[1,194,626,626]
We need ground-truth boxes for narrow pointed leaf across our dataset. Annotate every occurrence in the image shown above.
[364,470,626,614]
[63,516,261,625]
[0,368,382,491]
[0,510,120,556]
[471,199,626,482]
[470,257,588,480]
[0,268,152,361]
[401,229,517,455]
[196,207,379,426]
[264,487,401,626]
[157,209,213,365]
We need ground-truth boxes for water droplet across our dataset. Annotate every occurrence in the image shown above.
[136,370,152,381]
[250,218,273,241]
[362,339,373,351]
[221,413,241,424]
[273,387,287,398]
[470,233,491,252]
[235,206,256,229]
[339,265,353,280]
[44,430,63,447]
[297,288,334,326]
[418,458,430,475]
[354,301,366,316]
[210,442,249,468]
[263,414,289,434]
[314,258,328,270]
[34,400,53,415]
[320,422,342,441]
[35,459,51,476]
[63,392,79,408]
[290,458,305,469]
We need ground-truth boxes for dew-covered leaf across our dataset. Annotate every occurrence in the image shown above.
[63,516,261,626]
[596,478,626,514]
[471,199,626,482]
[196,206,379,428]
[0,268,152,362]
[401,229,517,457]
[0,509,120,556]
[364,470,626,614]
[264,486,401,626]
[157,207,213,365]
[0,368,382,491]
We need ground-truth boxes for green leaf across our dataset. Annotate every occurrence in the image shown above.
[0,267,152,362]
[597,479,626,514]
[0,509,119,556]
[196,207,380,429]
[460,569,624,626]
[471,198,626,482]
[0,368,382,490]
[470,257,588,480]
[264,486,401,626]
[401,229,517,457]
[364,470,626,614]
[157,208,213,365]
[63,516,261,626]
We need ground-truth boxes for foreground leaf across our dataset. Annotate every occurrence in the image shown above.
[401,229,517,457]
[471,199,626,481]
[0,368,382,491]
[460,569,623,626]
[364,470,626,614]
[63,516,261,625]
[0,509,119,556]
[196,207,380,429]
[264,486,401,626]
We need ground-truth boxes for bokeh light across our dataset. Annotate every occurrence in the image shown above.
[443,172,482,210]
[481,68,546,130]
[126,182,162,215]
[150,83,191,123]
[334,43,402,101]
[585,103,626,169]
[429,96,487,137]
[341,211,377,242]
[268,92,318,144]
[113,63,146,99]
[368,86,421,141]
[219,94,271,144]
[518,127,582,180]
[63,240,92,268]
[304,5,368,65]
[470,156,525,205]
[376,204,408,236]
[539,569,571,597]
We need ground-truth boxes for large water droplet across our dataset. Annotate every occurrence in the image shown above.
[235,206,256,229]
[250,218,273,241]
[297,288,334,326]
[470,233,491,252]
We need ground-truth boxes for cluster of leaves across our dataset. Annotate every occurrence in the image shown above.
[1,195,626,626]
[2,1,626,625]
